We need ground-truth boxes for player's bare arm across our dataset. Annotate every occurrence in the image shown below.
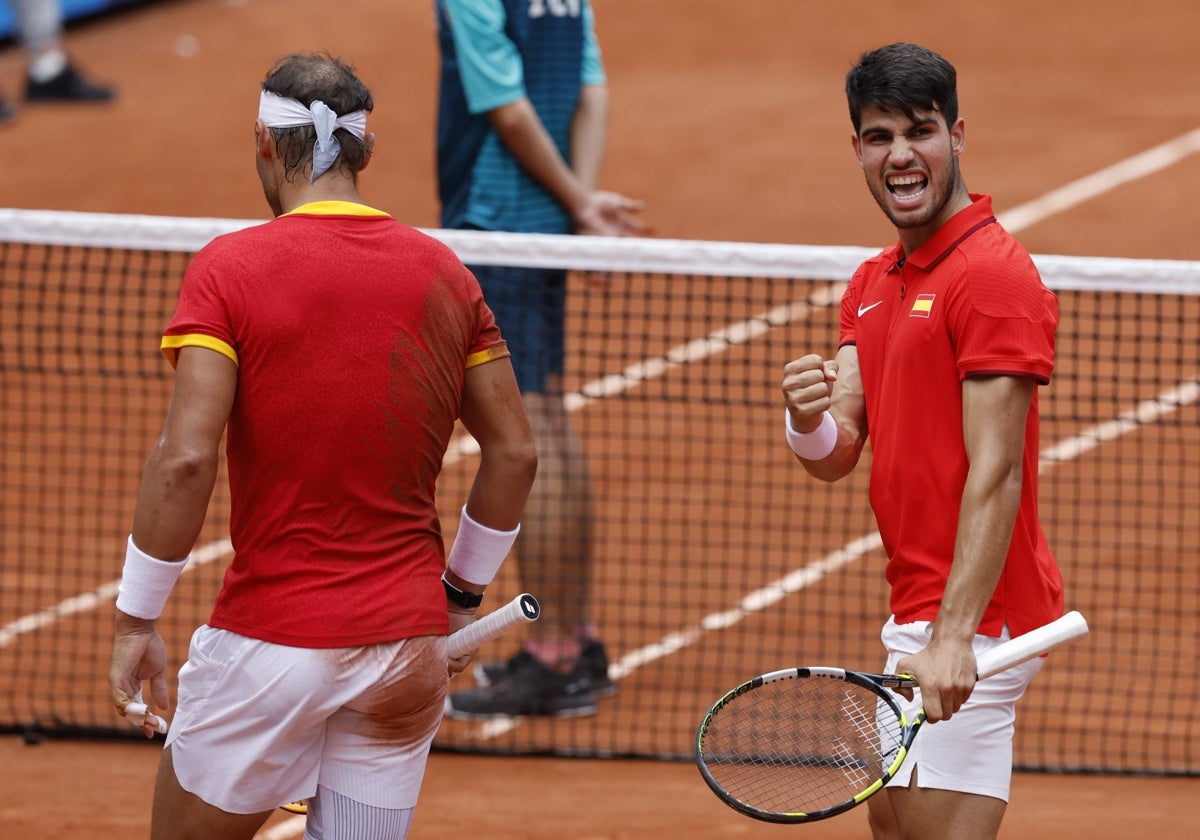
[488,98,644,236]
[571,83,607,190]
[458,355,538,533]
[130,347,236,559]
[898,374,1036,721]
[110,346,235,731]
[446,355,537,672]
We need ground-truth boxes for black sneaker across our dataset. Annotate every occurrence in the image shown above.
[446,651,599,719]
[0,97,14,123]
[473,639,617,697]
[26,63,116,103]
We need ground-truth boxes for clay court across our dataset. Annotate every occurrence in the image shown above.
[2,0,1199,837]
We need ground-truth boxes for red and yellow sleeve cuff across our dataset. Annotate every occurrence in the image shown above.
[160,334,239,368]
[465,342,510,370]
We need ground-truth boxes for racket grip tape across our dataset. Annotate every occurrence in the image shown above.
[446,593,540,659]
[976,610,1089,680]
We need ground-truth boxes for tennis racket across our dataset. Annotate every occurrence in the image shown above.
[123,592,542,739]
[695,610,1089,824]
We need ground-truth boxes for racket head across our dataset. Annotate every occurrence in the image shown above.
[695,666,916,824]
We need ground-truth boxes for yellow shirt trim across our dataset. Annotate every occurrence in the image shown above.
[281,201,391,218]
[161,334,239,368]
[466,342,511,370]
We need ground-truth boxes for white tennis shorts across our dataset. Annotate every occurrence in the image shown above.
[164,625,448,814]
[880,616,1043,802]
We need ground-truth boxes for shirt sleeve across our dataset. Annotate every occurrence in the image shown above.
[160,246,239,368]
[949,252,1058,384]
[444,0,526,114]
[838,265,866,348]
[460,264,511,367]
[582,0,606,86]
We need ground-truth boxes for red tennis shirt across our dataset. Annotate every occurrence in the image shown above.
[161,201,510,647]
[839,194,1064,637]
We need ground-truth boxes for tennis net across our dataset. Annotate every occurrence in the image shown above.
[2,208,1197,774]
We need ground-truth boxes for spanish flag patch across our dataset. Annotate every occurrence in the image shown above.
[910,294,936,318]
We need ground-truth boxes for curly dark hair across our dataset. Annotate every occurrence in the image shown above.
[261,52,375,181]
[845,43,958,134]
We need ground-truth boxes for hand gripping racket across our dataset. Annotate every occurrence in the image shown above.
[695,610,1089,824]
[123,592,542,739]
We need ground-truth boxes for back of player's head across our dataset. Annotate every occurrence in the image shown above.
[261,52,374,180]
[845,43,958,134]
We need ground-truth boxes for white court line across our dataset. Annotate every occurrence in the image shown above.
[0,539,231,649]
[997,128,1200,232]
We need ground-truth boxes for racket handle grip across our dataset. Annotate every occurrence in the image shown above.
[446,593,541,659]
[976,610,1089,680]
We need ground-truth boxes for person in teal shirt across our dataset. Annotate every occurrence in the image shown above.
[436,0,646,719]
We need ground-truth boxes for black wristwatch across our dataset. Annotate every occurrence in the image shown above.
[442,575,484,609]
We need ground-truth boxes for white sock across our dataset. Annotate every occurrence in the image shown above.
[303,785,415,840]
[28,49,67,83]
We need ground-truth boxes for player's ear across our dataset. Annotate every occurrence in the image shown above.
[850,131,864,168]
[254,119,274,162]
[950,117,966,157]
[359,132,376,172]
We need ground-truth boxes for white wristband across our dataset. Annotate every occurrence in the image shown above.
[446,505,519,587]
[785,409,838,460]
[115,536,188,620]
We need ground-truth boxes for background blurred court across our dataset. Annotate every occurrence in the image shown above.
[2,0,1198,837]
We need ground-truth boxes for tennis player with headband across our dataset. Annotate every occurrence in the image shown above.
[107,52,537,840]
[781,43,1064,840]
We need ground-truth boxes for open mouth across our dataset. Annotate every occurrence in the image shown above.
[886,173,928,201]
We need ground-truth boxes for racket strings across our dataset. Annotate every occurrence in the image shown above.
[700,676,902,815]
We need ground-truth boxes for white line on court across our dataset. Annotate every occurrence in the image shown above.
[0,539,232,650]
[997,128,1200,233]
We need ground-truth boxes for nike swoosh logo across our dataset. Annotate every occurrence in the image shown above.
[857,301,883,317]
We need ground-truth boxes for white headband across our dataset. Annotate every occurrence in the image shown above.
[258,90,368,182]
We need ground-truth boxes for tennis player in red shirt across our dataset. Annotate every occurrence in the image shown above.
[107,53,537,839]
[781,43,1064,840]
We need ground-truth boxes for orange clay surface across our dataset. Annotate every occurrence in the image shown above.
[1,0,1198,837]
